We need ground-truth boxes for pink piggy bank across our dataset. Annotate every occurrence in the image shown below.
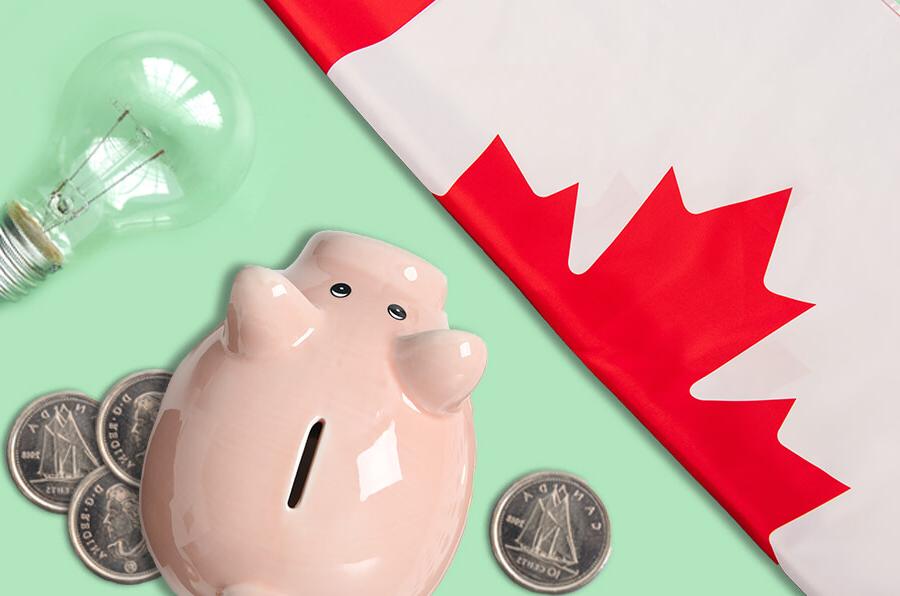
[140,232,487,596]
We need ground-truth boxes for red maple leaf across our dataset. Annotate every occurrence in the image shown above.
[437,136,848,558]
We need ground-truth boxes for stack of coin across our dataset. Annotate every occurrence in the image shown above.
[6,370,171,585]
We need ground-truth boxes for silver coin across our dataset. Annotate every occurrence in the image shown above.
[97,370,170,486]
[67,465,160,583]
[491,471,612,593]
[6,392,102,512]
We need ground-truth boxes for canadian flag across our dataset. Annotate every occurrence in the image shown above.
[265,1,900,593]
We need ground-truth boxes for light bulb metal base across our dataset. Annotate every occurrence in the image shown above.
[0,208,58,301]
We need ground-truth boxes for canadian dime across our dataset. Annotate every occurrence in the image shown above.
[97,370,169,486]
[7,391,101,512]
[67,465,159,583]
[491,470,611,593]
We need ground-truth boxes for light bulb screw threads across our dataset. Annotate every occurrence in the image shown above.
[0,204,60,301]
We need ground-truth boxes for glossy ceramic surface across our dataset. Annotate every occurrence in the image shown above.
[140,231,487,596]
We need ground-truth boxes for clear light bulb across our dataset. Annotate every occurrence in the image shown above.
[0,31,255,300]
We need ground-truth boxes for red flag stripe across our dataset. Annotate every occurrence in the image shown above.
[264,0,433,72]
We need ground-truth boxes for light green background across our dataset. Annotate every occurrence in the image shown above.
[0,2,800,594]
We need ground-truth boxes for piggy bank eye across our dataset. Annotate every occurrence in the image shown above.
[330,283,351,298]
[387,304,407,320]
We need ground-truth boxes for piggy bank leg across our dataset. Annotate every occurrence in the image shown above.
[222,584,284,596]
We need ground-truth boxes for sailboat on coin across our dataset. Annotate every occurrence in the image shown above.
[510,485,579,574]
[35,404,99,482]
[7,392,101,512]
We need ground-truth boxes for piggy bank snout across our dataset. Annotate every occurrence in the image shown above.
[393,330,487,414]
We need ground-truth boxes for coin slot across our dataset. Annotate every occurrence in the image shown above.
[287,419,325,509]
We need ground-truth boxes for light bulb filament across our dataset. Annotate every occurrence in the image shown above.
[52,109,131,201]
[46,149,166,232]
[41,108,166,233]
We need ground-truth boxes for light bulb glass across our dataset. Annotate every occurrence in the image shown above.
[0,31,254,299]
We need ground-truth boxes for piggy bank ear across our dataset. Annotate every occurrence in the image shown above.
[392,330,487,414]
[223,266,321,357]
